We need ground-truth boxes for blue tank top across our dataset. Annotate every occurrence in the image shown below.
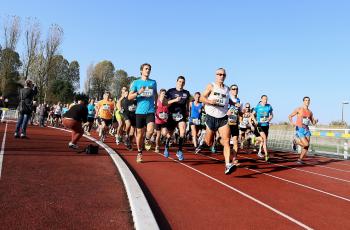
[190,101,203,119]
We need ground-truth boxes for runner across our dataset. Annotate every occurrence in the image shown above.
[115,87,127,144]
[189,92,203,149]
[228,84,241,162]
[53,102,63,127]
[163,76,191,161]
[239,103,253,149]
[95,91,115,142]
[288,96,318,164]
[128,63,157,163]
[84,98,96,135]
[251,95,273,161]
[155,89,170,153]
[120,89,137,151]
[198,68,237,175]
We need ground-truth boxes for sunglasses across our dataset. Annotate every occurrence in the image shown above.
[216,73,226,76]
[246,107,250,108]
[231,88,238,90]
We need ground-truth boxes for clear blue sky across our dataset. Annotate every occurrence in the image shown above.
[2,0,350,124]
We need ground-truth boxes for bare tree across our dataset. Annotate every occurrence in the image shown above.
[84,63,94,97]
[22,17,41,80]
[2,15,21,50]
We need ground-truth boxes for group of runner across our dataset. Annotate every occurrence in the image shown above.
[70,63,317,175]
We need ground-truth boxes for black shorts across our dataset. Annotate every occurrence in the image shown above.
[257,125,269,137]
[124,113,136,127]
[101,118,112,126]
[136,113,155,129]
[54,114,61,119]
[87,117,95,123]
[230,125,239,137]
[205,114,228,132]
[155,123,167,131]
[167,115,187,131]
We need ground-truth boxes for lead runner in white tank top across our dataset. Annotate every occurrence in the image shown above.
[205,82,230,118]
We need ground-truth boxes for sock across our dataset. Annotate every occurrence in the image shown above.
[165,137,171,149]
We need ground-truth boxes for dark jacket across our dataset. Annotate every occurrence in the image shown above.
[18,86,38,114]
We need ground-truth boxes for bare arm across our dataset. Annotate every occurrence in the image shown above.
[200,84,216,105]
[288,108,299,126]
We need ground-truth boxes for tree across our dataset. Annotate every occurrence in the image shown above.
[0,48,22,96]
[68,60,80,91]
[22,17,41,80]
[2,15,21,51]
[84,63,94,97]
[49,79,74,103]
[90,60,115,99]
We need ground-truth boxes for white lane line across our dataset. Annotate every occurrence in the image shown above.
[50,127,159,230]
[0,122,8,179]
[158,153,313,230]
[241,156,350,183]
[196,154,350,202]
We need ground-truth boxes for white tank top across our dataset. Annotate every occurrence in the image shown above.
[205,82,230,118]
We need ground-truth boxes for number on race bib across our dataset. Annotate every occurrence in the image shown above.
[302,117,311,126]
[128,105,136,112]
[140,88,153,97]
[172,113,183,122]
[192,118,201,125]
[228,114,238,125]
[260,117,268,123]
[159,112,168,120]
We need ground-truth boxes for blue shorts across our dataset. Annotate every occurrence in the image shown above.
[296,127,311,138]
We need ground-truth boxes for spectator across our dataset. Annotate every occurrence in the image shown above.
[15,79,38,138]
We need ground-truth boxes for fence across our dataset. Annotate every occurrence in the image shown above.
[267,125,350,159]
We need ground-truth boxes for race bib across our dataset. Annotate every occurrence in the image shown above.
[239,123,247,129]
[159,112,168,120]
[172,113,183,121]
[192,118,201,125]
[216,97,227,107]
[140,88,153,97]
[302,117,311,126]
[201,114,207,125]
[128,104,136,112]
[260,116,268,123]
[88,111,94,115]
[228,114,238,125]
[102,104,110,110]
[242,117,249,125]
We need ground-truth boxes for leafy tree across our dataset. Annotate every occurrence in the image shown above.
[90,60,115,100]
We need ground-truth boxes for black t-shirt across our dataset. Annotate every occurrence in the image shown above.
[63,104,88,123]
[166,88,191,115]
[121,97,137,115]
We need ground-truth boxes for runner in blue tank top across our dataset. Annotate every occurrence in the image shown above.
[189,92,203,148]
[128,63,158,163]
[252,95,273,161]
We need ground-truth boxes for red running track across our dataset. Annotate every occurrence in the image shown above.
[1,122,350,229]
[0,122,133,229]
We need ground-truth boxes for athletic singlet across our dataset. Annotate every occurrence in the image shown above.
[296,108,312,128]
[155,100,169,125]
[121,98,137,115]
[205,82,230,118]
[190,101,203,125]
[97,100,115,120]
[255,103,273,127]
[54,105,62,115]
[87,104,95,118]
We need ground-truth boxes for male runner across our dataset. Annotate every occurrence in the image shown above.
[288,96,318,164]
[128,63,157,163]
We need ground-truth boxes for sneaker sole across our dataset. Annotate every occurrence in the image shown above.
[225,165,237,175]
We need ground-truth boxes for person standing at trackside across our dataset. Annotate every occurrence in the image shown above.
[199,68,237,175]
[1,97,9,123]
[128,63,157,163]
[252,95,273,161]
[15,79,38,138]
[164,76,191,161]
[288,96,318,164]
[62,100,88,149]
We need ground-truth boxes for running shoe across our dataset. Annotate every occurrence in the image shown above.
[297,159,305,165]
[116,137,121,145]
[257,150,264,158]
[176,150,184,161]
[211,146,216,153]
[292,135,298,152]
[195,145,202,154]
[225,163,237,175]
[136,153,143,163]
[155,146,160,153]
[164,147,169,158]
[126,144,133,151]
[14,133,19,138]
[144,139,152,151]
[68,142,79,149]
[265,153,269,162]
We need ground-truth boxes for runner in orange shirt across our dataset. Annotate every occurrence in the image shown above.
[96,91,115,142]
